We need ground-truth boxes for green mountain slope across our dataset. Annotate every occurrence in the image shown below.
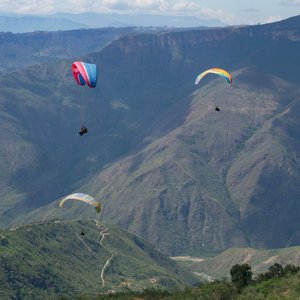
[0,220,197,299]
[89,271,300,300]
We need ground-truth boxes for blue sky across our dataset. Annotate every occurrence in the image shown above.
[0,0,299,25]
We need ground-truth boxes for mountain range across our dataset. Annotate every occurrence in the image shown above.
[0,13,225,34]
[0,15,300,258]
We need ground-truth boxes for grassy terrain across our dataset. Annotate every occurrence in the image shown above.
[57,268,300,299]
[0,220,197,299]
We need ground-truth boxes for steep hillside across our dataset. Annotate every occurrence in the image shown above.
[0,220,197,299]
[82,68,300,254]
[15,67,300,255]
[0,16,300,256]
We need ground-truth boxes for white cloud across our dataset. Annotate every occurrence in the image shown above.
[280,0,300,6]
[263,15,283,24]
[94,0,206,16]
[0,0,236,24]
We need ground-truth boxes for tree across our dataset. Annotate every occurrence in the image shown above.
[255,263,300,283]
[230,264,253,290]
[268,263,284,278]
[283,264,300,275]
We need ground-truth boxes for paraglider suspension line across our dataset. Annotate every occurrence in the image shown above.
[80,86,86,127]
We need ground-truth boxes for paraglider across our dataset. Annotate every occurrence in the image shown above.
[194,68,232,86]
[195,68,232,112]
[59,193,101,213]
[72,61,98,136]
[77,126,88,136]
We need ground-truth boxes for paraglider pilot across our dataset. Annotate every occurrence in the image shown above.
[78,126,88,136]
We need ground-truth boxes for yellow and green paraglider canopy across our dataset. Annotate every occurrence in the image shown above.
[195,68,232,85]
[59,193,101,213]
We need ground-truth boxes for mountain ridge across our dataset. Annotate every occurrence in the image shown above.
[0,13,225,34]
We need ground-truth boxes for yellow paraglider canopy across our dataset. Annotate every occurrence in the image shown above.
[59,193,101,213]
[195,68,232,85]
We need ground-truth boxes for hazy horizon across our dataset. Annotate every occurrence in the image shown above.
[0,0,299,26]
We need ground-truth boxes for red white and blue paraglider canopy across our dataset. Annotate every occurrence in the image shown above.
[72,61,98,88]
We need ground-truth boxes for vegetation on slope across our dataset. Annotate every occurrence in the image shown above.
[0,220,197,299]
[56,262,300,299]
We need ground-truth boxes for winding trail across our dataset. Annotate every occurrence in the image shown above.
[95,220,117,287]
[99,227,109,247]
[100,250,117,287]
